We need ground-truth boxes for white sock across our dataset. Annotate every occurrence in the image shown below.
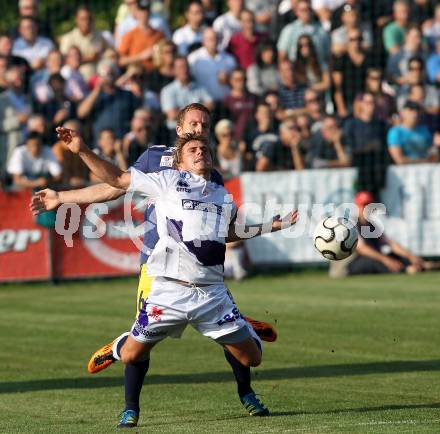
[112,332,130,360]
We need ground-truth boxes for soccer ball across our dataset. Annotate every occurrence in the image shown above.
[313,216,358,260]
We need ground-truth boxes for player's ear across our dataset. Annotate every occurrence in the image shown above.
[176,125,183,137]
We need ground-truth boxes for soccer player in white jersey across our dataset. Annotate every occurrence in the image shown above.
[32,105,279,427]
[56,126,298,425]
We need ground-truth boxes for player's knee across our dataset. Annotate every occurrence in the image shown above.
[250,352,262,367]
[120,347,144,364]
[240,351,262,367]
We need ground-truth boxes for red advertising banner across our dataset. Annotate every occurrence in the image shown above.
[0,179,242,282]
[52,197,143,279]
[0,190,51,282]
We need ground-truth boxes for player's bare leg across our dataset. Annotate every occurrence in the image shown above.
[223,336,262,367]
[222,336,269,416]
[119,336,157,364]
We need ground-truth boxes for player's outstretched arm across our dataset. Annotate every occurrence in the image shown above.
[56,127,131,190]
[29,184,125,215]
[227,210,298,242]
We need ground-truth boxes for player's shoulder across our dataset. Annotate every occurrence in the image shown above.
[132,145,175,173]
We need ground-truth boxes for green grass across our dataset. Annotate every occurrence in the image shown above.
[1,271,440,433]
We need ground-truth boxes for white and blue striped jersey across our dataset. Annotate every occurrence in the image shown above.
[128,168,236,284]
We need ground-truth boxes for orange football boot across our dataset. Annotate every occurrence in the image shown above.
[245,316,278,342]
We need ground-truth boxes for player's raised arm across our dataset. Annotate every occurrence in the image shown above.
[29,183,125,215]
[57,127,131,190]
[227,210,298,242]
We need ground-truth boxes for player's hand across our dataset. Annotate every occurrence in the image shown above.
[56,127,86,154]
[408,254,424,269]
[30,189,60,215]
[271,210,298,232]
[383,256,404,273]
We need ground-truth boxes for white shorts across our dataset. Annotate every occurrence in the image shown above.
[130,277,250,344]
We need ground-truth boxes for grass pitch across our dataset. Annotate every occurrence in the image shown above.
[1,271,440,433]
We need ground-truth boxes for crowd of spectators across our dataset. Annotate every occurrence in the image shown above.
[0,0,439,195]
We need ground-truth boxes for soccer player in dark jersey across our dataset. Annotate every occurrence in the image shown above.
[30,103,277,427]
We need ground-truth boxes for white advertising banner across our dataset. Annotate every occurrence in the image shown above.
[382,164,440,256]
[240,164,440,264]
[240,169,357,264]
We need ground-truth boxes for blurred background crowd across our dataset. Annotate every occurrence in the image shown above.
[0,0,439,196]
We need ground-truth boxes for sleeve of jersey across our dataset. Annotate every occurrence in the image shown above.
[131,149,150,172]
[128,167,170,198]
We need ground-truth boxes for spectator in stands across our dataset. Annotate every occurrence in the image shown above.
[118,0,165,73]
[245,0,277,33]
[34,73,76,144]
[77,59,142,143]
[386,26,426,86]
[272,0,298,39]
[160,56,213,133]
[60,46,89,102]
[293,34,330,93]
[200,0,216,26]
[213,0,243,50]
[331,4,372,56]
[27,113,46,137]
[405,84,438,134]
[242,101,277,169]
[222,68,255,140]
[52,119,89,187]
[215,119,243,179]
[256,119,304,171]
[278,60,307,118]
[383,0,409,55]
[0,66,29,179]
[332,28,370,118]
[426,38,440,85]
[246,41,279,96]
[172,1,205,56]
[306,115,350,168]
[409,0,436,28]
[364,67,396,123]
[188,27,236,102]
[228,9,266,70]
[12,16,54,71]
[0,33,30,78]
[264,89,285,123]
[114,0,140,47]
[214,117,248,280]
[59,6,108,81]
[2,65,30,136]
[123,113,153,167]
[145,39,176,93]
[330,190,440,277]
[344,92,387,193]
[7,131,61,190]
[311,0,345,32]
[116,64,146,100]
[303,88,325,133]
[13,0,52,39]
[0,55,7,92]
[387,101,440,165]
[277,0,330,65]
[90,128,127,182]
[396,57,439,115]
[423,4,440,51]
[114,0,171,47]
[30,49,63,105]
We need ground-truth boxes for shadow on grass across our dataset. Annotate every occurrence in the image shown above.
[270,402,440,417]
[1,359,440,394]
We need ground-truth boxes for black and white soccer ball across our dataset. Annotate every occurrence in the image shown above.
[313,216,358,260]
